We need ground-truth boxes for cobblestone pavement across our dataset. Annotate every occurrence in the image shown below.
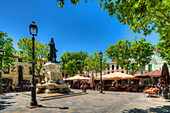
[0,89,170,113]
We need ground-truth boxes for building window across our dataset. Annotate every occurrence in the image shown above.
[29,67,33,75]
[4,65,10,74]
[11,66,16,72]
[141,66,145,74]
[141,66,145,73]
[148,64,152,72]
[121,67,124,73]
[18,58,22,62]
[108,67,110,74]
[141,66,145,71]
[18,66,24,70]
[112,65,114,73]
[116,65,119,70]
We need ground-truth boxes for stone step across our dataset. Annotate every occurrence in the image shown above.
[22,91,87,101]
[39,92,86,101]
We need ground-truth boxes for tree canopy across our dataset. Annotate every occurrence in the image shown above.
[106,38,155,75]
[105,39,132,73]
[0,31,16,70]
[17,37,49,81]
[60,51,88,76]
[56,0,169,41]
[56,0,169,66]
[130,38,155,75]
[157,39,170,65]
[85,52,109,76]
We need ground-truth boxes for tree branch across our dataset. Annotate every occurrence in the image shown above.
[137,0,145,21]
[149,11,170,23]
[140,20,148,32]
[156,9,169,21]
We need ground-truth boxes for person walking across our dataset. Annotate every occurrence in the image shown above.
[10,84,13,92]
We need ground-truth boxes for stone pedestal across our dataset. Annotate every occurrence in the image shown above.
[36,62,70,94]
[44,62,62,83]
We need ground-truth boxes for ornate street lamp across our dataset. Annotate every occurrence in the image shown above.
[0,48,4,94]
[99,51,103,93]
[29,21,38,106]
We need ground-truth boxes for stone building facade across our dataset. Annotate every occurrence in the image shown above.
[2,54,46,84]
[106,61,126,74]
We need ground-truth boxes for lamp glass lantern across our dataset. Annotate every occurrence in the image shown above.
[99,51,103,58]
[29,21,38,36]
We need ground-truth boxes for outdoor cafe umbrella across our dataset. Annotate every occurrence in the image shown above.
[65,75,90,81]
[95,72,135,80]
[161,63,169,84]
[90,73,94,86]
[105,72,136,80]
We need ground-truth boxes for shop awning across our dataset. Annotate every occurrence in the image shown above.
[137,70,163,78]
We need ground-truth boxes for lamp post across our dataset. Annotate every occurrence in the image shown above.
[29,21,38,106]
[99,51,103,93]
[0,49,4,94]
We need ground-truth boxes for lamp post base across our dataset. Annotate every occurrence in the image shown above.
[99,91,103,93]
[99,81,103,93]
[30,100,38,106]
[99,85,103,93]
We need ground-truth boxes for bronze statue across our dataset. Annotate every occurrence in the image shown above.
[48,38,58,62]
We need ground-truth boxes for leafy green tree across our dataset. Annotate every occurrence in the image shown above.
[17,37,49,82]
[105,39,132,74]
[157,39,170,65]
[57,0,169,68]
[60,51,88,76]
[56,0,169,41]
[106,38,155,75]
[64,59,80,77]
[57,0,169,70]
[85,52,109,77]
[0,31,16,70]
[130,38,155,75]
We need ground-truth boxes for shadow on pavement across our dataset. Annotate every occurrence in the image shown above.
[0,95,16,110]
[1,95,14,99]
[122,105,170,113]
[40,106,69,109]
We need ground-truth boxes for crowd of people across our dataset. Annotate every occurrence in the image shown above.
[68,81,145,92]
[2,81,170,98]
[2,83,31,93]
[146,83,170,94]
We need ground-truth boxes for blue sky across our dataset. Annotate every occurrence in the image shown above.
[0,0,160,62]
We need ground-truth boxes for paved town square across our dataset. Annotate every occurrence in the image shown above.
[1,0,169,113]
[1,90,170,113]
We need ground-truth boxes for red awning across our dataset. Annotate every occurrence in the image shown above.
[138,70,164,77]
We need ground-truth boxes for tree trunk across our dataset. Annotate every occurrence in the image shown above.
[126,70,129,74]
[90,71,94,86]
[131,70,135,75]
[96,70,98,77]
[38,73,42,83]
[86,70,87,77]
[87,70,89,77]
